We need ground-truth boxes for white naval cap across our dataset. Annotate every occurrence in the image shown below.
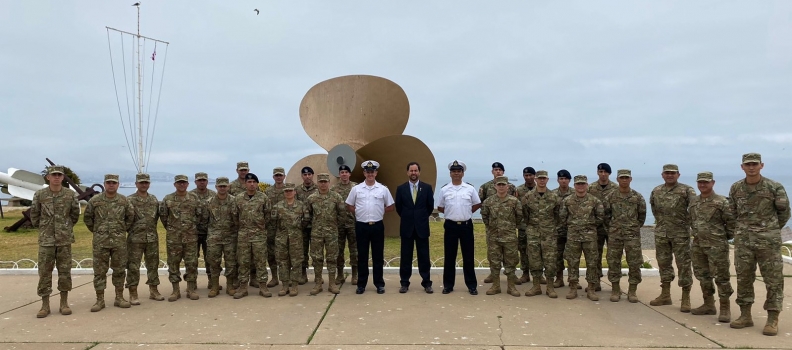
[362,160,380,171]
[448,160,466,171]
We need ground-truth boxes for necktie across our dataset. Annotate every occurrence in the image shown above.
[412,184,417,203]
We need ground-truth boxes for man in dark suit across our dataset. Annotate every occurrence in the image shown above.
[395,162,435,294]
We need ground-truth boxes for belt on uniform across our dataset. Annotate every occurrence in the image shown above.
[447,219,471,225]
[357,220,382,226]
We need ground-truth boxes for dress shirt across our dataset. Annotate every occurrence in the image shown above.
[437,182,481,221]
[346,181,395,222]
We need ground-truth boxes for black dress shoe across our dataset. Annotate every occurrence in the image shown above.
[376,287,385,294]
[442,288,453,294]
[468,288,478,295]
[424,286,434,294]
[355,287,365,294]
[399,286,408,293]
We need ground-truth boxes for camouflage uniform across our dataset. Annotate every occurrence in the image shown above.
[84,191,136,291]
[160,191,208,285]
[521,188,559,282]
[207,192,239,288]
[690,189,734,301]
[272,198,310,285]
[331,181,358,275]
[228,178,246,196]
[126,191,161,288]
[588,180,618,280]
[552,186,574,275]
[264,183,286,277]
[235,191,271,286]
[650,180,696,288]
[30,186,80,298]
[516,183,535,277]
[306,189,345,280]
[560,189,605,286]
[190,186,216,280]
[481,181,524,295]
[604,186,647,286]
[479,179,518,281]
[296,182,318,270]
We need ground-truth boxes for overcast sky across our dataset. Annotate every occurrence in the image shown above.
[1,1,791,184]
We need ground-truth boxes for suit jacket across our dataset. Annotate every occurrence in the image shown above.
[395,181,435,238]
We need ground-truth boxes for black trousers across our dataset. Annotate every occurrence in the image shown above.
[443,219,477,290]
[400,229,432,288]
[356,221,385,288]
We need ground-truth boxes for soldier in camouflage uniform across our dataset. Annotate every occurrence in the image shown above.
[649,164,697,312]
[30,165,80,318]
[331,165,358,285]
[264,167,287,288]
[479,162,519,284]
[190,172,217,290]
[296,166,318,285]
[603,169,646,303]
[306,173,345,295]
[552,169,574,288]
[481,176,524,297]
[728,153,790,336]
[233,173,272,298]
[521,170,559,298]
[688,172,735,322]
[126,173,164,304]
[206,177,239,297]
[84,174,136,312]
[160,174,208,302]
[272,183,310,296]
[228,161,250,196]
[560,175,605,301]
[516,167,536,285]
[587,163,618,292]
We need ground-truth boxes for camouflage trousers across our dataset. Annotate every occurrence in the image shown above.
[607,237,643,285]
[655,236,692,288]
[691,241,733,300]
[487,240,518,277]
[565,240,598,284]
[556,234,567,274]
[126,241,161,287]
[167,242,198,283]
[302,227,312,270]
[37,245,72,297]
[310,234,339,276]
[93,245,128,291]
[267,228,278,274]
[207,241,237,282]
[277,230,304,284]
[197,234,209,277]
[596,225,608,278]
[527,229,556,280]
[237,241,268,285]
[734,236,784,311]
[336,226,358,274]
[518,228,530,273]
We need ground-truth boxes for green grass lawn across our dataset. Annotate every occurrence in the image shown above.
[1,211,651,269]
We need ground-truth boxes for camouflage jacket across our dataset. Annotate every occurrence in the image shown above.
[481,195,523,242]
[604,189,647,240]
[516,183,535,230]
[190,188,216,235]
[127,192,160,243]
[729,177,790,241]
[271,199,310,236]
[30,188,80,247]
[264,185,286,210]
[306,191,346,237]
[650,182,696,238]
[159,192,208,244]
[297,183,318,228]
[207,194,239,245]
[84,193,136,248]
[552,187,575,236]
[479,180,518,203]
[235,191,271,243]
[560,194,604,242]
[331,181,357,229]
[520,190,559,236]
[589,180,618,232]
[228,178,245,196]
[689,193,735,246]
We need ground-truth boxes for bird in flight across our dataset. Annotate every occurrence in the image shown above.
[254,9,259,15]
[132,2,140,6]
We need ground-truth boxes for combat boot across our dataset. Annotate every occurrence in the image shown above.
[328,273,340,294]
[208,276,220,298]
[610,283,621,302]
[310,276,324,296]
[517,272,529,285]
[186,281,200,300]
[36,295,50,318]
[587,282,599,301]
[680,286,691,313]
[335,268,346,285]
[289,282,299,297]
[267,267,280,288]
[351,266,359,285]
[627,284,639,303]
[524,279,542,297]
[595,279,602,291]
[486,273,501,295]
[730,305,754,329]
[168,282,181,302]
[91,291,106,312]
[249,279,260,288]
[259,285,272,298]
[540,275,547,285]
[149,285,165,301]
[545,283,557,298]
[553,271,565,288]
[114,287,131,308]
[719,299,731,323]
[278,284,288,297]
[233,284,249,299]
[129,286,140,305]
[298,268,308,285]
[507,275,521,297]
[483,273,494,284]
[649,282,672,306]
[763,310,779,336]
[59,292,72,315]
[226,277,237,296]
[691,294,716,315]
[566,282,578,299]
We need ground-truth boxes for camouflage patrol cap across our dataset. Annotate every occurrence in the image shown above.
[696,172,714,182]
[104,174,120,183]
[742,153,762,164]
[574,175,588,184]
[317,173,331,182]
[284,183,296,191]
[135,173,151,183]
[273,167,285,175]
[47,165,65,175]
[495,176,509,185]
[617,169,631,178]
[216,177,230,186]
[535,170,548,178]
[662,164,679,173]
[236,161,249,170]
[195,172,208,180]
[174,174,189,183]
